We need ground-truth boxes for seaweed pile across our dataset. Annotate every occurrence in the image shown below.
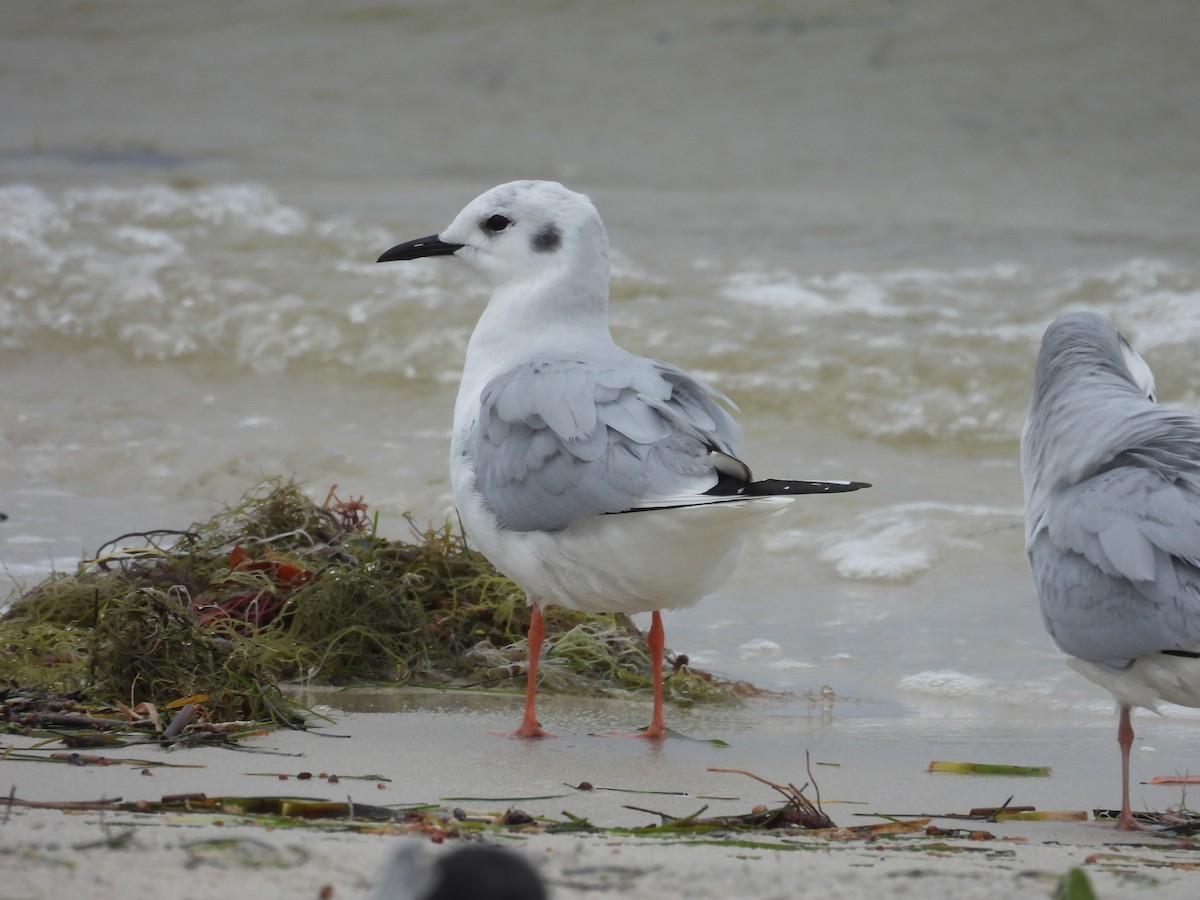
[0,481,743,731]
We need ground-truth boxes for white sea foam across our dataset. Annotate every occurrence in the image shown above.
[738,638,782,659]
[0,182,467,375]
[898,669,992,698]
[766,658,816,671]
[4,183,1199,452]
[719,263,1030,320]
[764,501,1020,581]
[721,270,851,315]
[711,258,1200,446]
[0,185,69,256]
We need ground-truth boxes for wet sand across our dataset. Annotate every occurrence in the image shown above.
[4,688,1200,899]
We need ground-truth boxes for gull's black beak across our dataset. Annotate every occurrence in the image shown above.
[377,235,464,263]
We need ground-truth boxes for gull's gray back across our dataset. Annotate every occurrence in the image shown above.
[468,347,742,532]
[1022,312,1200,666]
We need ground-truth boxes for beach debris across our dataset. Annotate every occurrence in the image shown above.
[0,479,752,734]
[861,795,1090,825]
[442,793,568,804]
[44,752,203,768]
[1093,808,1200,833]
[927,760,1052,777]
[0,687,271,748]
[966,800,1034,818]
[149,793,406,822]
[451,806,537,830]
[3,790,464,839]
[324,484,372,532]
[961,796,1085,822]
[707,761,834,829]
[161,702,198,740]
[3,782,1104,858]
[244,770,391,783]
[564,782,724,799]
[992,809,1088,822]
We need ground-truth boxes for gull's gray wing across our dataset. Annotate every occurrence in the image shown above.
[468,354,745,532]
[1031,413,1200,666]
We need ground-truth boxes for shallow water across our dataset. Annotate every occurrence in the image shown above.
[2,1,1199,726]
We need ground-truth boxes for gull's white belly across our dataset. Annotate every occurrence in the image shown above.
[1069,653,1200,712]
[454,469,790,615]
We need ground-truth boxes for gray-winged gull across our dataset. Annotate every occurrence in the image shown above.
[378,180,869,738]
[1022,310,1200,829]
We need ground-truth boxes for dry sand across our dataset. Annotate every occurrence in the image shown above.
[3,688,1199,899]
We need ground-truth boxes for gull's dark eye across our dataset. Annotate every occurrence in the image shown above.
[482,214,512,234]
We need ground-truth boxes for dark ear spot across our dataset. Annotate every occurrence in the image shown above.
[532,224,561,253]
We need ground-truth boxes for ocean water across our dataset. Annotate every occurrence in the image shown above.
[2,0,1199,727]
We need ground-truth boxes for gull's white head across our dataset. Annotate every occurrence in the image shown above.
[378,180,610,292]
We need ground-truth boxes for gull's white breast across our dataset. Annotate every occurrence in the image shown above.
[452,458,789,615]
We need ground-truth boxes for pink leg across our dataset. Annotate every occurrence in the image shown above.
[643,610,667,738]
[599,610,668,740]
[492,603,554,738]
[1115,704,1142,830]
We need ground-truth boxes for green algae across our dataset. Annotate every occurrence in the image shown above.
[1,480,742,730]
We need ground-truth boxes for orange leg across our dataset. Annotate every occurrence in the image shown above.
[492,603,554,738]
[643,610,667,739]
[600,610,668,740]
[1115,704,1142,830]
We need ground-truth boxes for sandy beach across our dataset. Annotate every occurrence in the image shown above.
[4,688,1200,899]
[3,2,1200,897]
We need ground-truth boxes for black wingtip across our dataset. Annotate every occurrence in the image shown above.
[746,478,871,496]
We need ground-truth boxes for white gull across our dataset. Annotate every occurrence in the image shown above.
[379,180,869,738]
